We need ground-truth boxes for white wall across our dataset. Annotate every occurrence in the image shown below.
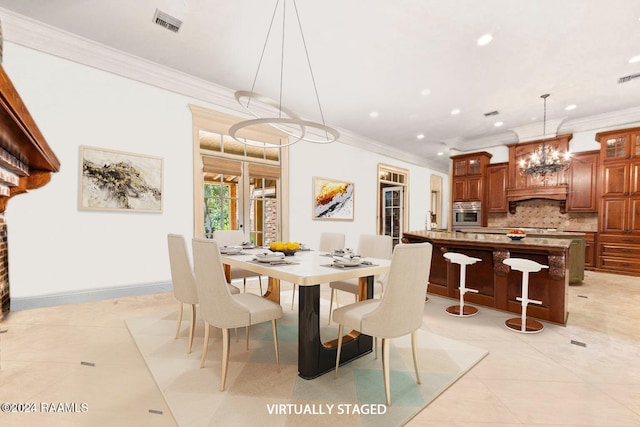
[4,43,444,299]
[289,141,447,249]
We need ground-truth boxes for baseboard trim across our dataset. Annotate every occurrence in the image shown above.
[10,281,174,311]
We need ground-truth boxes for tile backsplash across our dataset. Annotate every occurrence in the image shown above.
[487,199,597,231]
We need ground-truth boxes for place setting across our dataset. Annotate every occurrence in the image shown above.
[218,245,246,255]
[325,249,375,269]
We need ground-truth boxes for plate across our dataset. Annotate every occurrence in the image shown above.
[253,257,290,264]
[333,256,363,267]
[220,246,243,254]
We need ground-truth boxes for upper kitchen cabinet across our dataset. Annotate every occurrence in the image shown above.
[599,127,640,162]
[450,152,491,202]
[485,162,508,212]
[566,150,599,212]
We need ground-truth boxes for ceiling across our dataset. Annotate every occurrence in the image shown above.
[1,0,640,171]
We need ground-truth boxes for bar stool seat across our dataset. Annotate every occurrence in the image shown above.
[503,258,548,333]
[443,252,481,317]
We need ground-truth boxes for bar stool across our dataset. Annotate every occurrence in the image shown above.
[502,258,548,333]
[443,252,480,317]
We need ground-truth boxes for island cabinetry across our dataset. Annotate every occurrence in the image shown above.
[485,162,508,212]
[403,231,569,325]
[451,152,491,202]
[566,151,599,212]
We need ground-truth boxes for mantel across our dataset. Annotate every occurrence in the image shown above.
[0,64,60,212]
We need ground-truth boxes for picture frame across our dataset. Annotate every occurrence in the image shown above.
[79,145,163,213]
[312,177,354,220]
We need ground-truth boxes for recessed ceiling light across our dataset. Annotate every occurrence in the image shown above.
[565,104,577,111]
[629,55,640,64]
[437,152,444,156]
[369,111,379,118]
[417,134,425,140]
[477,33,493,46]
[420,88,431,96]
[494,121,503,127]
[451,109,461,115]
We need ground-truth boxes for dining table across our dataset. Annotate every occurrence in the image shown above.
[219,247,391,379]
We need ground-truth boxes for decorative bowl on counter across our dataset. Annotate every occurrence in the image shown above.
[506,229,526,240]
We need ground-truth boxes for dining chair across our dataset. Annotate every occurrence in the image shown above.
[327,234,392,324]
[291,231,345,309]
[192,238,282,391]
[213,230,263,294]
[333,242,433,406]
[167,234,240,354]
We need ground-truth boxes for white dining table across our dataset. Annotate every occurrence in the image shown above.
[220,248,391,379]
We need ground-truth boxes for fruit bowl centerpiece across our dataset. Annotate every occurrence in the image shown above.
[506,229,526,240]
[269,241,301,256]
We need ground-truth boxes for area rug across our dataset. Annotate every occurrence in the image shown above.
[126,301,488,427]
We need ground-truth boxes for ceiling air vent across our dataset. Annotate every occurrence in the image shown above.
[153,9,182,33]
[618,73,640,84]
[483,110,499,117]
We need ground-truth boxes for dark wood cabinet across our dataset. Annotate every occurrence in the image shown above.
[566,151,599,212]
[450,152,491,203]
[583,231,596,270]
[486,162,508,212]
[596,127,640,275]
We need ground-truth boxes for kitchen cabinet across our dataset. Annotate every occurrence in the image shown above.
[566,151,599,212]
[583,232,597,270]
[596,127,640,275]
[599,127,640,162]
[450,152,491,202]
[485,162,508,212]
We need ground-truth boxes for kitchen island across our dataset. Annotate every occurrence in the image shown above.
[456,227,586,284]
[403,230,571,325]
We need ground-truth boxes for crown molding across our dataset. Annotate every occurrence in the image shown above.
[453,131,517,151]
[559,106,640,134]
[512,118,567,142]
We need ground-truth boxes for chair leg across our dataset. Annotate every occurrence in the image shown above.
[200,322,210,368]
[175,302,183,339]
[382,338,391,406]
[291,284,296,310]
[188,303,196,354]
[243,277,247,293]
[272,319,280,372]
[235,327,238,343]
[334,324,344,379]
[375,336,378,360]
[245,326,249,350]
[220,328,230,391]
[411,330,421,384]
[328,288,335,325]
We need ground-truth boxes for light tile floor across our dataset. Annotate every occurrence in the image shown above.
[0,270,639,426]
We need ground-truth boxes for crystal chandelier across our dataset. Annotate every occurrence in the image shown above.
[228,0,339,148]
[520,94,570,178]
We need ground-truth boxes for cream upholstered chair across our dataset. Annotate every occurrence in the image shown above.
[291,232,345,309]
[333,242,432,406]
[192,238,282,391]
[167,234,240,354]
[328,234,392,323]
[213,230,263,294]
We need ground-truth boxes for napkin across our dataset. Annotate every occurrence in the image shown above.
[255,251,285,261]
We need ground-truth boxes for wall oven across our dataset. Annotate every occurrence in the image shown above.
[452,201,481,230]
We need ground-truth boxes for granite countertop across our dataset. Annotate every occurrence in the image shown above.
[404,230,573,248]
[458,227,587,237]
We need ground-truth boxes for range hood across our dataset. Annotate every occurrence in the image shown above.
[506,184,568,214]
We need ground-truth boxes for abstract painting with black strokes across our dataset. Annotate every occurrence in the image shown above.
[79,146,163,212]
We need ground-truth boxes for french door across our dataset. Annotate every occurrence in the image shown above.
[382,186,403,247]
[203,156,280,246]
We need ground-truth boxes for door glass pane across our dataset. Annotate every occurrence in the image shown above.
[249,176,278,247]
[203,173,240,238]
